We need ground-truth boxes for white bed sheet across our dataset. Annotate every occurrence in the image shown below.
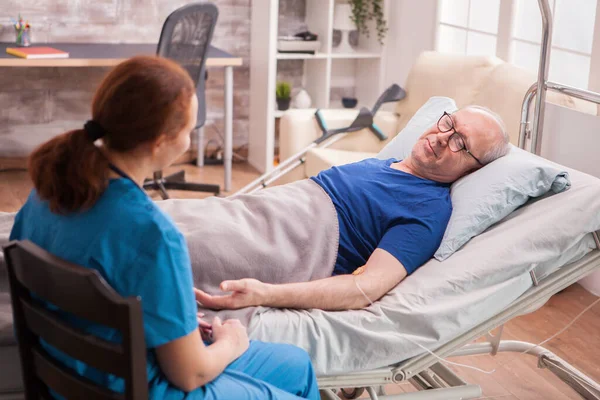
[248,166,600,376]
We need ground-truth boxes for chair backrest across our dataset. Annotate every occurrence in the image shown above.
[2,240,147,400]
[157,2,219,128]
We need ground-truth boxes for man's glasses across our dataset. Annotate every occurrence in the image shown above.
[436,112,483,165]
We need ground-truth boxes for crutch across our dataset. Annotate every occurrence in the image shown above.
[235,84,406,195]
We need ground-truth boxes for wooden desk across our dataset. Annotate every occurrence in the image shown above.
[0,42,243,192]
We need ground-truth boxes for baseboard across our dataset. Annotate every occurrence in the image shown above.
[0,158,27,170]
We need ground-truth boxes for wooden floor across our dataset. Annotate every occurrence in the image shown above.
[1,161,599,400]
[0,161,260,212]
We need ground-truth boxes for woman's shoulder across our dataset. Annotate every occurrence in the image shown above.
[100,180,182,240]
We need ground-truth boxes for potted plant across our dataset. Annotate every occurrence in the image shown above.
[3,15,31,46]
[276,81,292,111]
[348,0,388,45]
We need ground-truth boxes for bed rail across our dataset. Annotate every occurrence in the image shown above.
[519,0,600,155]
[529,0,552,155]
[391,247,600,382]
[519,81,600,153]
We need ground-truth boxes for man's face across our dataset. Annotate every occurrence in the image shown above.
[409,108,501,183]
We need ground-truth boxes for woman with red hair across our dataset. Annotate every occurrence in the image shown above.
[10,55,319,400]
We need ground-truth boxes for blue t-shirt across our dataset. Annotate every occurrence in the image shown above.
[10,179,198,399]
[311,158,452,275]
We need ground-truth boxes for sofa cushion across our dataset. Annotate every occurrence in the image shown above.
[394,51,502,134]
[304,148,377,178]
[327,111,401,155]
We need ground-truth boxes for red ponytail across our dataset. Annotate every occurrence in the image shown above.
[28,129,109,213]
[28,55,195,213]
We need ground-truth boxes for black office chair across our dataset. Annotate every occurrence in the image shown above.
[3,240,148,400]
[144,2,221,199]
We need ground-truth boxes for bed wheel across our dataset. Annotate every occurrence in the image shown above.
[339,387,365,399]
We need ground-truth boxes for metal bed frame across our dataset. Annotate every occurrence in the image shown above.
[315,1,600,398]
[237,0,600,398]
[318,247,600,400]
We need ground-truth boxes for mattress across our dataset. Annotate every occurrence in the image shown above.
[248,166,600,375]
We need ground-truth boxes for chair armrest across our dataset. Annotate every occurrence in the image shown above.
[279,109,400,164]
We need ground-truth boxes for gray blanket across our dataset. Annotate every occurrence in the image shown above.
[0,179,339,344]
[156,179,339,324]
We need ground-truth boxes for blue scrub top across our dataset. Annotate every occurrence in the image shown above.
[311,158,452,275]
[10,178,198,399]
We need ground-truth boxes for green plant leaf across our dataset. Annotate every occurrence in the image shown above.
[348,0,387,45]
[276,81,291,99]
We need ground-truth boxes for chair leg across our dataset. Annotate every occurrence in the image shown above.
[155,181,170,200]
[143,170,220,196]
[197,127,205,167]
[163,170,186,183]
[142,171,170,200]
[162,181,220,195]
[143,171,163,188]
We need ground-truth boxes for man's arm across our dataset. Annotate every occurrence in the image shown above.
[195,248,408,311]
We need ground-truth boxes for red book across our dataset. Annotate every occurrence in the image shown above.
[6,46,69,59]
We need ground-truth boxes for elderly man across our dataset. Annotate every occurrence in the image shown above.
[195,106,509,312]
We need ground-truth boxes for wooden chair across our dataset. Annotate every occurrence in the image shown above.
[2,240,147,400]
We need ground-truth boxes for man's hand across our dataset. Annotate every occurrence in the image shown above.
[195,249,407,311]
[195,279,269,310]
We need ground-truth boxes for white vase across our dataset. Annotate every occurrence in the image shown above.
[293,89,312,109]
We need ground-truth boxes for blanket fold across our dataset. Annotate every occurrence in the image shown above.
[157,179,339,325]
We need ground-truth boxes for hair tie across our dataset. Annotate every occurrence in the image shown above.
[84,120,106,141]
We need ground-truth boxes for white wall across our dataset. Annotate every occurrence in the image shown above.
[383,0,438,90]
[541,103,600,296]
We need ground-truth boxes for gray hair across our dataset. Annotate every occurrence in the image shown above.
[461,105,510,165]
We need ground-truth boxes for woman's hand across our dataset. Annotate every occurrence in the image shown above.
[197,312,213,341]
[194,279,270,310]
[210,317,249,360]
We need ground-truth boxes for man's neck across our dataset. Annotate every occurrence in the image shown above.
[103,149,153,188]
[391,158,427,180]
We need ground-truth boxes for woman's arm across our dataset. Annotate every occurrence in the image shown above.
[155,317,248,392]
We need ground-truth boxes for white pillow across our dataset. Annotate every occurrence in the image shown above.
[377,96,457,161]
[434,145,570,260]
[376,97,571,261]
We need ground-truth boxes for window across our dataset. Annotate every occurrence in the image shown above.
[437,0,501,57]
[512,0,596,89]
[436,0,598,89]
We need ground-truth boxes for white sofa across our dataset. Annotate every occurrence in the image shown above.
[277,51,597,183]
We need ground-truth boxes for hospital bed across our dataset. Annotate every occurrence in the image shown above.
[248,166,600,400]
[237,1,600,399]
[1,2,600,400]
